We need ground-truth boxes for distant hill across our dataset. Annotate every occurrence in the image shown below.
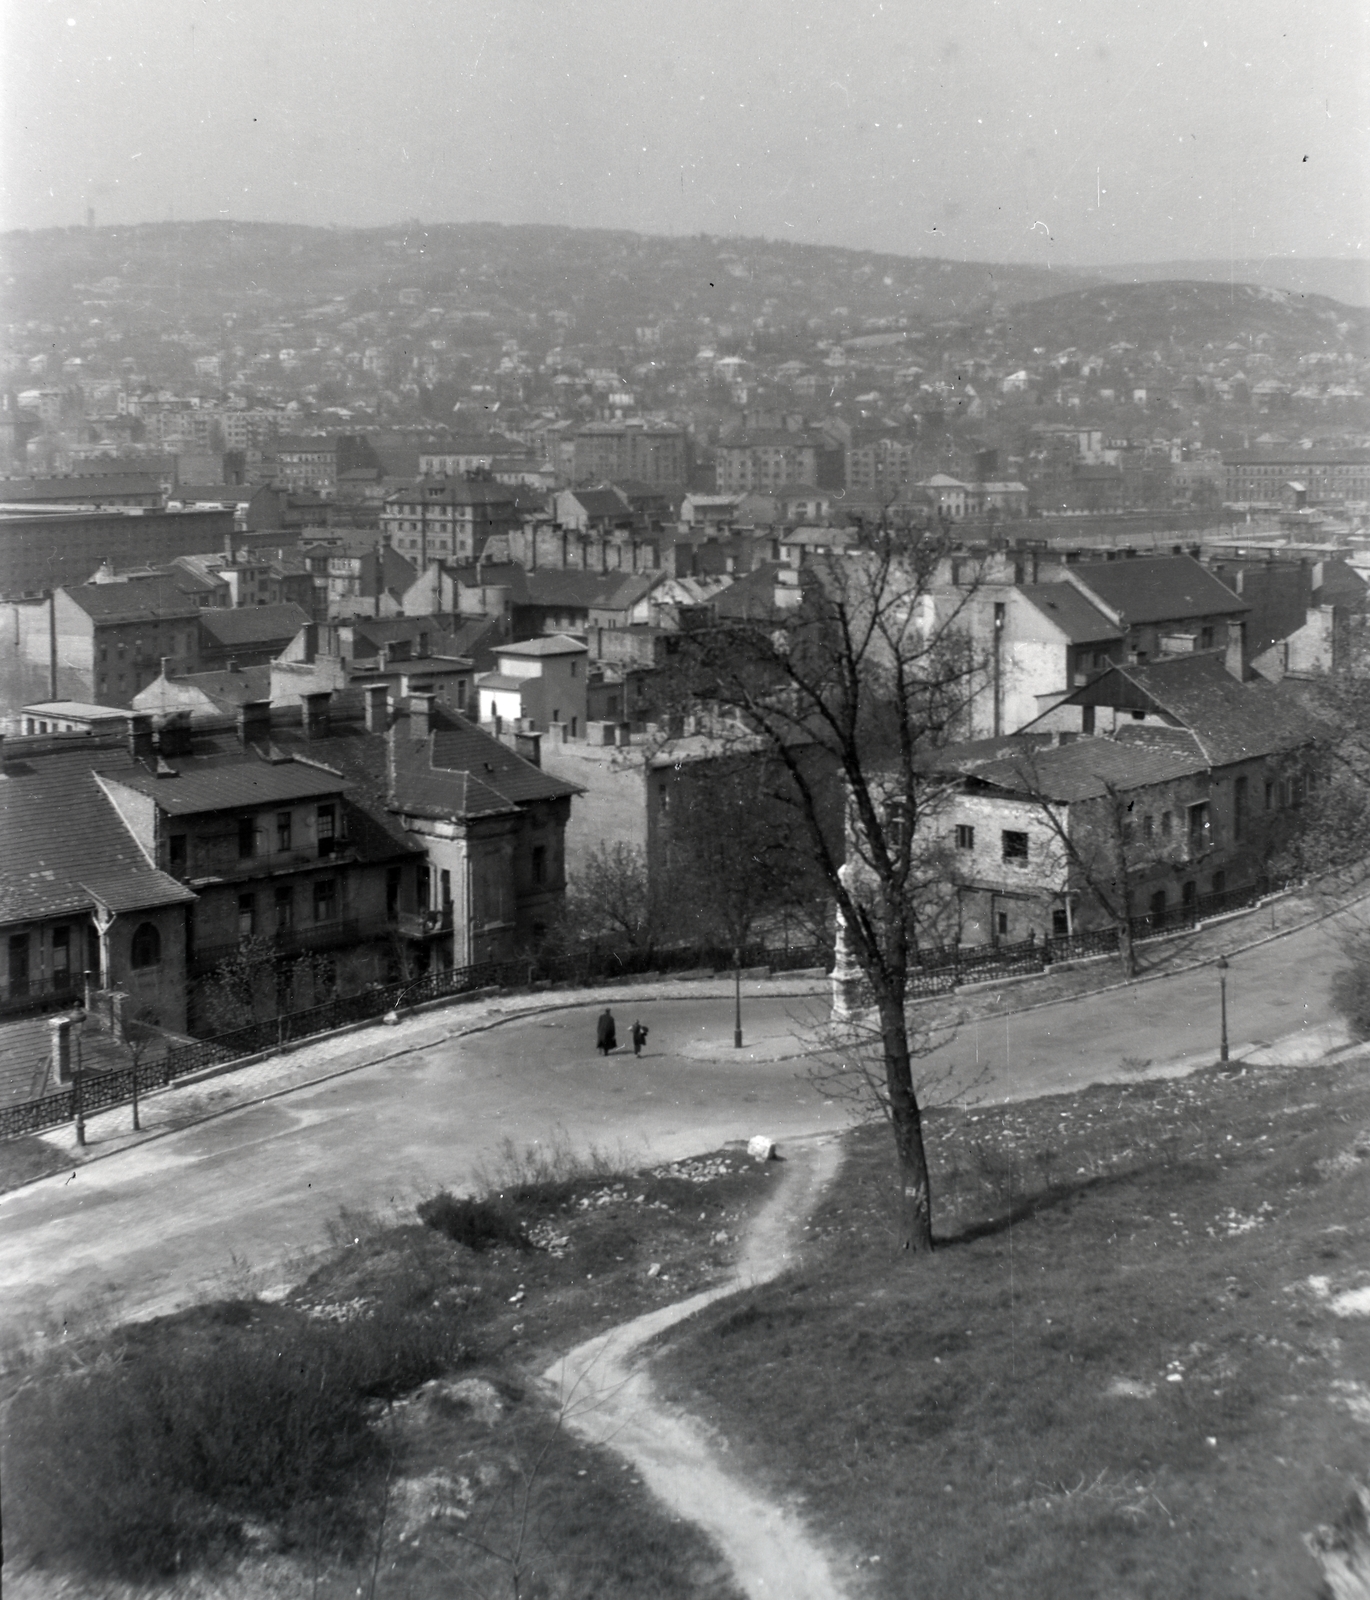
[986,280,1370,364]
[0,220,1109,341]
[1100,258,1370,309]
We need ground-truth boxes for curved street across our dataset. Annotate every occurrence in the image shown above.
[0,903,1350,1347]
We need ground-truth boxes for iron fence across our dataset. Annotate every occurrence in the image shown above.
[0,875,1289,1142]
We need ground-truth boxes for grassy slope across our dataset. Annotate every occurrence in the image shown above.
[656,1060,1370,1599]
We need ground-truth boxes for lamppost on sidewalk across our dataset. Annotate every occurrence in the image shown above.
[72,1006,87,1147]
[733,946,743,1049]
[1217,953,1230,1063]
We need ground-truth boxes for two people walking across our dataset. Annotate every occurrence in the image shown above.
[596,1007,649,1058]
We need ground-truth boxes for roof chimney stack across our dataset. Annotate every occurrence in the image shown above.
[301,690,332,741]
[364,682,390,735]
[409,686,435,743]
[237,699,271,746]
[127,713,156,763]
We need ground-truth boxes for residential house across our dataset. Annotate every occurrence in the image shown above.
[933,655,1322,946]
[381,476,521,565]
[511,570,663,640]
[198,602,313,670]
[52,578,204,707]
[475,636,589,736]
[381,690,580,962]
[0,725,197,1029]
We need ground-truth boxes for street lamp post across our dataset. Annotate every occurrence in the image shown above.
[72,1007,86,1147]
[733,945,743,1049]
[1217,954,1230,1063]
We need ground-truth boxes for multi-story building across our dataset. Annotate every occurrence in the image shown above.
[475,635,589,736]
[0,507,235,598]
[714,431,844,494]
[381,476,521,565]
[1224,450,1370,509]
[845,436,920,495]
[571,423,687,490]
[272,435,337,495]
[52,578,204,706]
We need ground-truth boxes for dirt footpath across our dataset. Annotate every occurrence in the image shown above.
[543,1137,850,1600]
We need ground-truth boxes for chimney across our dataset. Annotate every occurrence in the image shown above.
[410,687,435,742]
[127,713,155,763]
[1225,620,1246,681]
[514,729,542,767]
[227,656,240,674]
[299,622,317,663]
[157,710,193,758]
[237,699,271,746]
[302,690,332,740]
[364,682,389,734]
[159,655,175,681]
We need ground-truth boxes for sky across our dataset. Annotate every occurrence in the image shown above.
[2,0,1367,266]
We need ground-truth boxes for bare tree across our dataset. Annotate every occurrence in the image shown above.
[665,527,985,1253]
[560,842,667,957]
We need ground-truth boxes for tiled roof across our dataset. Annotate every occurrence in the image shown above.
[61,577,201,624]
[565,489,631,519]
[199,603,311,648]
[523,570,659,611]
[1067,556,1247,625]
[0,745,195,924]
[101,754,350,816]
[388,708,579,820]
[474,673,527,692]
[965,735,1207,803]
[1113,654,1321,765]
[141,666,273,709]
[1018,583,1124,643]
[493,634,587,658]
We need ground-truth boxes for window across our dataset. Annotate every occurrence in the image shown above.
[51,925,71,990]
[313,879,337,924]
[996,911,1009,937]
[569,660,578,677]
[440,869,452,908]
[1265,780,1275,810]
[1052,908,1069,937]
[274,886,294,932]
[658,783,669,813]
[955,824,975,850]
[1188,800,1210,848]
[386,867,401,921]
[130,922,161,969]
[238,815,256,858]
[1211,870,1226,896]
[7,933,28,998]
[532,846,547,886]
[1200,626,1214,650]
[237,894,256,939]
[1161,811,1173,839]
[1233,776,1248,840]
[1081,705,1096,735]
[1143,814,1154,841]
[316,804,337,857]
[276,811,293,852]
[169,834,188,875]
[1001,830,1029,864]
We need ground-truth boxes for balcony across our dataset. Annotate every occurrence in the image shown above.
[397,908,454,940]
[190,919,363,976]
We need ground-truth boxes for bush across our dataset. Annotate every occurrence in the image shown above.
[4,1301,465,1582]
[1331,943,1370,1039]
[417,1190,530,1252]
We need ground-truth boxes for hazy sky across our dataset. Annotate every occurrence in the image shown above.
[2,0,1366,265]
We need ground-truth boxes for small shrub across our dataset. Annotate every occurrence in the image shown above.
[4,1301,465,1583]
[1331,952,1370,1040]
[418,1190,530,1253]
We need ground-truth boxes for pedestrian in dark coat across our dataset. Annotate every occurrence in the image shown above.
[596,1008,617,1055]
[631,1020,649,1057]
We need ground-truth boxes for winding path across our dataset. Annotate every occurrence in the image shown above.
[542,1136,849,1600]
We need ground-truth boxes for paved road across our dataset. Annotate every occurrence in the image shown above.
[0,909,1347,1346]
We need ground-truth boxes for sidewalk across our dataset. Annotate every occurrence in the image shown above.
[13,878,1366,1184]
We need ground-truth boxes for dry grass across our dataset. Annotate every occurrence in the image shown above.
[654,1056,1370,1598]
[1,1143,772,1598]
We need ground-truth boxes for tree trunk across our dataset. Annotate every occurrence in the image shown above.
[877,992,935,1253]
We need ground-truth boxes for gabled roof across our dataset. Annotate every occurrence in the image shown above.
[145,665,273,709]
[563,488,631,519]
[387,708,579,821]
[1050,653,1322,766]
[493,634,587,659]
[1066,555,1247,625]
[1018,583,1124,643]
[522,569,659,612]
[199,602,312,648]
[0,745,195,924]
